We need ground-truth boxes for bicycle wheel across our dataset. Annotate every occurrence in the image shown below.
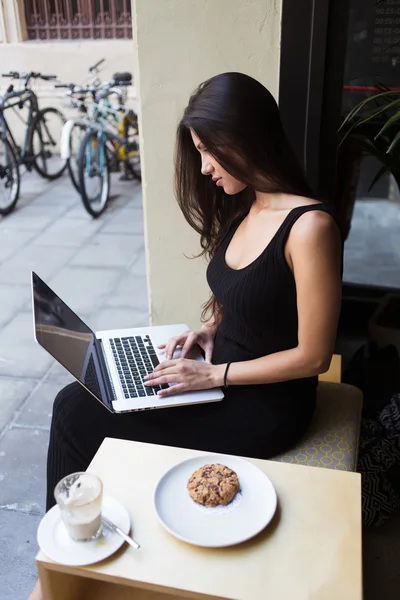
[30,108,67,180]
[0,137,20,215]
[67,123,87,192]
[78,130,110,218]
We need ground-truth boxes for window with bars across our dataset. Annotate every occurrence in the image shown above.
[24,1,132,40]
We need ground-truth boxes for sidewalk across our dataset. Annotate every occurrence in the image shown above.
[0,171,147,599]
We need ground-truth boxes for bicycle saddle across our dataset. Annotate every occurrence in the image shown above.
[112,72,132,83]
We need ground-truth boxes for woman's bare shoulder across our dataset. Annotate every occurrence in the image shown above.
[288,209,341,262]
[282,195,337,238]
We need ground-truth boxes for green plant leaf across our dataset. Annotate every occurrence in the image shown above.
[387,129,400,153]
[361,139,384,159]
[357,97,400,123]
[340,97,400,145]
[339,91,400,131]
[368,164,389,192]
[375,110,400,139]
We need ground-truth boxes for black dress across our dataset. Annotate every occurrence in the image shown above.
[45,203,339,510]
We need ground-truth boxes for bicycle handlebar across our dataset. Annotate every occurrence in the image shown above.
[89,58,105,73]
[2,71,57,83]
[55,78,130,100]
[55,82,100,99]
[54,83,83,92]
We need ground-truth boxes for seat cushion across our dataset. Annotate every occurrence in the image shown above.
[274,382,363,471]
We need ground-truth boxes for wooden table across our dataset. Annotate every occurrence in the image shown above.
[37,438,362,600]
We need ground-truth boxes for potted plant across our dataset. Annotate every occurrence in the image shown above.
[339,87,400,192]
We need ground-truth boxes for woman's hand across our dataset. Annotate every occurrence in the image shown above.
[144,358,225,397]
[158,327,216,362]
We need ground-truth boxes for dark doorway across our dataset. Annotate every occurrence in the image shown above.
[279,0,400,295]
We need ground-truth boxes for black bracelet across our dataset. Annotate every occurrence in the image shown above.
[223,362,232,387]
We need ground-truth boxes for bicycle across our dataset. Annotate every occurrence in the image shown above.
[77,82,140,217]
[59,68,138,198]
[57,59,107,192]
[1,72,67,182]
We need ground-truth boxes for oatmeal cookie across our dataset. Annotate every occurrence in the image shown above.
[187,463,240,506]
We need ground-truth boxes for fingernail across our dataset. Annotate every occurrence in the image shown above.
[143,375,149,381]
[144,381,150,386]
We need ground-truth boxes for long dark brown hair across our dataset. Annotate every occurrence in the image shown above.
[174,72,314,320]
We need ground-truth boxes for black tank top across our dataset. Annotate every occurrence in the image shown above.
[207,203,341,380]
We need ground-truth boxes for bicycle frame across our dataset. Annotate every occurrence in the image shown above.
[61,102,132,161]
[91,122,128,149]
[0,89,40,166]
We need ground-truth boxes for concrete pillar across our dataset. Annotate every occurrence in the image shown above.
[133,0,282,328]
[0,0,27,43]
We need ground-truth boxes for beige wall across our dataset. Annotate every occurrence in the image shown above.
[0,40,137,141]
[133,0,282,329]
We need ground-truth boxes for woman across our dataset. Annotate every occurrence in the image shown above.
[30,71,341,599]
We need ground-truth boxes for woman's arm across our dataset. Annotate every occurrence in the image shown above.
[224,210,342,386]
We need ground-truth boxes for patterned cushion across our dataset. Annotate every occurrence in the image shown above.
[274,382,363,471]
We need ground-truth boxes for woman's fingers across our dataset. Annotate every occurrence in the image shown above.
[157,330,215,361]
[157,342,180,351]
[143,358,213,397]
[146,359,179,375]
[165,339,182,360]
[163,330,191,359]
[193,336,213,363]
[161,338,182,360]
[144,373,179,387]
[158,333,214,363]
[180,332,199,359]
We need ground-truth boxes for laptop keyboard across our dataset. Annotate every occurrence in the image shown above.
[110,335,168,399]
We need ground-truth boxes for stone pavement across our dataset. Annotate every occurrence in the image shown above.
[0,170,147,599]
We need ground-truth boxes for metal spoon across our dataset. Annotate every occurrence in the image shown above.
[102,515,140,549]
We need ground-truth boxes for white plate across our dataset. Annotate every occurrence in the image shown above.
[154,454,277,547]
[37,496,131,566]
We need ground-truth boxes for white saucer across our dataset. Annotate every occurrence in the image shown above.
[154,454,277,547]
[37,496,131,566]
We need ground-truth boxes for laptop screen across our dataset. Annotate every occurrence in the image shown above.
[31,272,110,408]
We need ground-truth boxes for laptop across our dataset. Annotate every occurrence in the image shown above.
[31,272,224,413]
